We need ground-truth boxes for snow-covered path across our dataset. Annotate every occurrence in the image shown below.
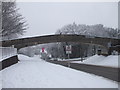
[2,55,118,88]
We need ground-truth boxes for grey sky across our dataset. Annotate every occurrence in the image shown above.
[17,2,118,37]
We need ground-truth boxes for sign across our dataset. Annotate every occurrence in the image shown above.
[66,45,72,54]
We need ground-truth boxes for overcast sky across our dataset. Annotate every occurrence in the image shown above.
[17,2,118,38]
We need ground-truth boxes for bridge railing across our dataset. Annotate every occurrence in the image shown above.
[0,47,17,61]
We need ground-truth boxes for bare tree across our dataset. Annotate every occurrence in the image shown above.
[1,1,27,40]
[54,23,118,58]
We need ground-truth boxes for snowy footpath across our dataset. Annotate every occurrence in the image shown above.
[1,54,118,88]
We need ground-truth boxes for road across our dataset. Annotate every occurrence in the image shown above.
[47,60,120,82]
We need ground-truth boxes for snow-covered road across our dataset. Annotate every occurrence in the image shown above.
[2,54,118,88]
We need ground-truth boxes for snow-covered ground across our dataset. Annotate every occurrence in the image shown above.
[71,55,119,68]
[2,54,118,88]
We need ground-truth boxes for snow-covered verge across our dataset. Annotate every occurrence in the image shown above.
[2,54,118,88]
[71,55,119,68]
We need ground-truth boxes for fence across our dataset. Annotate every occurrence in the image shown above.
[0,47,18,70]
[0,47,17,61]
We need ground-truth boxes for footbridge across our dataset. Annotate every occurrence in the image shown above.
[1,34,120,54]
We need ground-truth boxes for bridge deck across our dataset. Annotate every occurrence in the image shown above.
[1,34,119,49]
